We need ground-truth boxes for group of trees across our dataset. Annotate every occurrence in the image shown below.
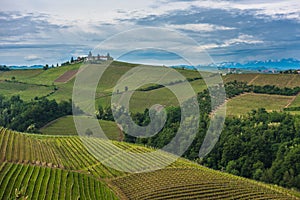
[0,95,73,133]
[202,109,300,189]
[279,69,300,74]
[0,65,10,71]
[226,80,300,96]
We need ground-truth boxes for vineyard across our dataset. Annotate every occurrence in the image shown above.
[111,168,298,200]
[224,73,300,88]
[226,93,294,116]
[0,127,299,199]
[0,162,118,200]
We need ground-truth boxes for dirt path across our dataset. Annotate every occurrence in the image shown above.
[285,95,297,108]
[248,74,260,85]
[286,75,297,87]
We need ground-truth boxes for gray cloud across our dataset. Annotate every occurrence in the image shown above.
[1,1,300,65]
[0,12,69,37]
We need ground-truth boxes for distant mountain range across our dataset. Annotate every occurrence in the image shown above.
[171,58,300,72]
[8,65,44,70]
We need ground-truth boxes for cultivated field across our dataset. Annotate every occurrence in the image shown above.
[1,62,299,116]
[226,93,294,116]
[0,127,299,199]
[54,69,78,83]
[0,81,54,101]
[289,94,300,107]
[0,162,118,200]
[40,116,122,140]
[224,73,300,88]
[111,168,297,200]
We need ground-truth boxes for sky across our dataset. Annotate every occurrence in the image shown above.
[1,0,300,65]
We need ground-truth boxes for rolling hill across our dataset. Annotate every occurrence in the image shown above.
[0,61,299,116]
[0,61,300,199]
[0,127,299,199]
[39,115,122,140]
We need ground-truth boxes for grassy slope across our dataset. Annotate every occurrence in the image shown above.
[0,128,299,199]
[0,64,81,85]
[1,63,299,115]
[40,115,121,140]
[286,94,300,115]
[0,81,54,101]
[0,62,205,110]
[290,94,300,107]
[226,93,294,116]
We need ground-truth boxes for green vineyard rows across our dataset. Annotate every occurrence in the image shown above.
[0,127,299,199]
[0,162,118,200]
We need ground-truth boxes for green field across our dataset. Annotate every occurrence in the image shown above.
[224,73,300,88]
[0,63,82,85]
[290,94,300,107]
[0,127,299,199]
[0,62,206,111]
[226,93,294,116]
[40,116,122,140]
[1,62,299,116]
[223,73,259,84]
[0,81,54,101]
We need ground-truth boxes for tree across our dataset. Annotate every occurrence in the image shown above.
[43,64,49,70]
[11,76,16,81]
[71,57,74,63]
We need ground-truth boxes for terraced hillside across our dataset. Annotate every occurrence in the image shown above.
[0,127,299,199]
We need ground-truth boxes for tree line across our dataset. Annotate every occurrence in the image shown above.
[226,81,300,97]
[0,95,73,133]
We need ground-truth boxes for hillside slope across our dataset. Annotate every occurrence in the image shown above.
[0,128,299,199]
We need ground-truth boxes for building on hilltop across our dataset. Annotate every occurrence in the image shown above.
[86,51,113,63]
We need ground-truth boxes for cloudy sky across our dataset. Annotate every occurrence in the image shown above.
[1,0,300,65]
